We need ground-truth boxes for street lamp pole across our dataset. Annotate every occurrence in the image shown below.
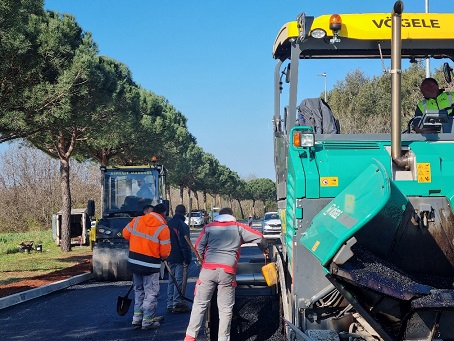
[317,73,327,102]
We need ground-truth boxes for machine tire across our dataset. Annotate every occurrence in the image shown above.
[92,243,132,281]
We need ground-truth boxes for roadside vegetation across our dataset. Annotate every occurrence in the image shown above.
[0,1,277,253]
[327,63,451,133]
[0,144,274,233]
[0,230,91,285]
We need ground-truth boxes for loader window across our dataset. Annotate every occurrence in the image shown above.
[121,196,140,211]
[134,177,156,200]
[102,169,160,215]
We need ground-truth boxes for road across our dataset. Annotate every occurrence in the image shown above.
[0,261,201,341]
[0,222,282,341]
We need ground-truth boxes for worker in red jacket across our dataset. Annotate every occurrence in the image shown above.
[184,207,268,341]
[122,203,171,330]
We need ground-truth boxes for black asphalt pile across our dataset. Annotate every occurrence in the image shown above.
[231,295,282,341]
[333,246,433,300]
[411,289,454,309]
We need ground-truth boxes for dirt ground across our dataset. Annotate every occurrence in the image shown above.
[0,254,92,299]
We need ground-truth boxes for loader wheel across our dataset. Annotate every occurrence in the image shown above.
[92,244,132,281]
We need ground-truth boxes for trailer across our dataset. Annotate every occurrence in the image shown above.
[52,208,91,246]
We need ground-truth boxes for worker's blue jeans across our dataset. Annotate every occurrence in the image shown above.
[132,272,160,325]
[166,262,184,308]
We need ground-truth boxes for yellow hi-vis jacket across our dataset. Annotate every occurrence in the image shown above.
[416,91,453,116]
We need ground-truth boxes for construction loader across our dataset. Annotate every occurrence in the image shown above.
[89,162,167,281]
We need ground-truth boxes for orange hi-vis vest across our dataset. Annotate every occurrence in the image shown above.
[122,212,171,274]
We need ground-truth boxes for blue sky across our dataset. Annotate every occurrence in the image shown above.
[7,1,444,180]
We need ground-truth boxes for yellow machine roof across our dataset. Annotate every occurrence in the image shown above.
[273,13,454,60]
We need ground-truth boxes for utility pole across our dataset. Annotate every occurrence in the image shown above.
[317,72,327,102]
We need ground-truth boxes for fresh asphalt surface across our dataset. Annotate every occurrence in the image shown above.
[0,222,271,341]
[0,269,201,341]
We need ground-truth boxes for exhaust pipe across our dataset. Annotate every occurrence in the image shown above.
[390,1,409,168]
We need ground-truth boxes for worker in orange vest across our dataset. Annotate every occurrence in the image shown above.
[122,203,171,330]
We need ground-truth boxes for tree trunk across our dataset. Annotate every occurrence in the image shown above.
[252,199,256,219]
[166,183,172,216]
[60,157,72,252]
[237,199,244,219]
[194,191,199,209]
[187,188,191,207]
[203,191,207,211]
[179,184,184,203]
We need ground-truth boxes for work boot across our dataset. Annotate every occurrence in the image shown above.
[151,315,164,322]
[132,311,143,328]
[172,302,190,313]
[141,321,160,330]
[131,320,141,328]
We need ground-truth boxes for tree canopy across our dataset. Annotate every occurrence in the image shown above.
[327,62,444,133]
[0,2,277,249]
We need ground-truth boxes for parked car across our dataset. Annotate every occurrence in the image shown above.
[185,211,204,227]
[261,212,281,236]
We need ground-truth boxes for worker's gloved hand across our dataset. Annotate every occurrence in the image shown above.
[263,248,270,259]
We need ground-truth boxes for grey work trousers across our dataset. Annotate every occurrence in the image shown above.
[132,272,160,325]
[185,267,236,341]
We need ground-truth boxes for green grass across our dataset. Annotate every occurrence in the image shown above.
[0,230,92,285]
[0,230,51,255]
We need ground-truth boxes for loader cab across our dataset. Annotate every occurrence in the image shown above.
[100,166,163,217]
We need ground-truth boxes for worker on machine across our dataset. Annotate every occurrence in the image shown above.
[412,78,453,133]
[136,178,154,199]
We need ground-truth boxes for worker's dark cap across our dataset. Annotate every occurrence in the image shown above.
[153,203,167,215]
[420,77,438,89]
[219,207,233,215]
[175,204,186,215]
[143,204,154,212]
